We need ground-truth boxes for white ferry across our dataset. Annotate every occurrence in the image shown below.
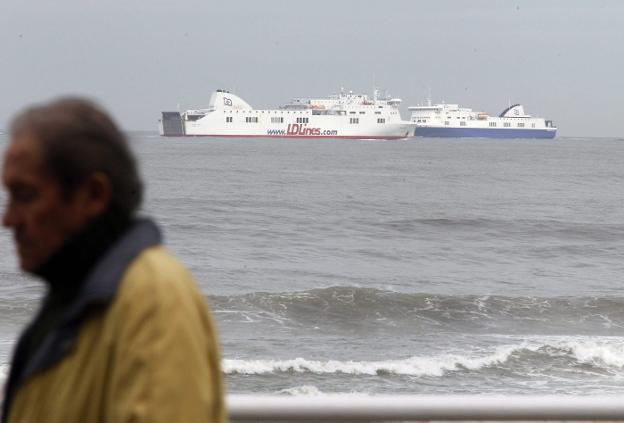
[408,101,557,139]
[160,89,415,139]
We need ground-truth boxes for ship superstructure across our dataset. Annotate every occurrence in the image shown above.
[160,89,415,139]
[408,101,556,139]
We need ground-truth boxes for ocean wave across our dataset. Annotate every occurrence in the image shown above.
[372,218,624,242]
[223,348,512,377]
[211,287,624,333]
[223,338,624,377]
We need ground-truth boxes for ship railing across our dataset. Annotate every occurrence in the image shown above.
[227,394,624,422]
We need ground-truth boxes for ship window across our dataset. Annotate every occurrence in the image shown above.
[359,111,365,114]
[349,118,359,124]
[375,111,381,115]
[518,123,525,128]
[225,117,233,123]
[460,121,466,126]
[504,122,510,127]
[245,117,258,123]
[349,111,356,114]
[489,122,497,127]
[377,118,385,124]
[444,121,449,126]
[532,123,536,128]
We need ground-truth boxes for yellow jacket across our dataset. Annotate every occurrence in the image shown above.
[4,220,224,423]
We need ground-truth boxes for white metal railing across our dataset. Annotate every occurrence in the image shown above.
[227,394,624,421]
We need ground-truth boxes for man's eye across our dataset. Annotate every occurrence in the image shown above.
[12,187,38,203]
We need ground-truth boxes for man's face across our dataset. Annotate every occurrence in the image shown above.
[2,135,90,272]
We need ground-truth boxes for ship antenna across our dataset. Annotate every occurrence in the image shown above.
[372,72,376,100]
[427,87,432,107]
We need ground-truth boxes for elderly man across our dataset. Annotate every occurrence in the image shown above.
[1,98,224,422]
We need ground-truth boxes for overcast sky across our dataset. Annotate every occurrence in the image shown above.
[1,1,622,137]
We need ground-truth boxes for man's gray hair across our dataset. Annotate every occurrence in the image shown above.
[10,97,143,217]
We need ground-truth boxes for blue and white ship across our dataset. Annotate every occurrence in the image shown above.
[408,101,556,139]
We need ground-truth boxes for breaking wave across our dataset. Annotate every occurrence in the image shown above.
[223,338,624,377]
[211,287,624,334]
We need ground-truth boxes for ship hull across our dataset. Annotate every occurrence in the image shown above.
[414,126,556,139]
[162,134,408,140]
[162,112,414,140]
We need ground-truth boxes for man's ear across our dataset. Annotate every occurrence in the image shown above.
[78,172,113,218]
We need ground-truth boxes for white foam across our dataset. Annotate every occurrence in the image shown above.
[497,335,624,369]
[223,337,624,377]
[276,385,371,397]
[561,338,624,368]
[223,345,518,377]
[276,385,325,396]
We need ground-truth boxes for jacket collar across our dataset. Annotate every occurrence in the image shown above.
[15,217,162,387]
[63,217,162,323]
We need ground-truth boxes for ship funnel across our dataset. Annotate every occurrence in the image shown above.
[209,91,253,110]
[500,104,530,118]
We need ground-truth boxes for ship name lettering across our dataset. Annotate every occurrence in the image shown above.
[287,123,321,136]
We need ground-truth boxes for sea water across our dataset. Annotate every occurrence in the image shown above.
[1,134,624,395]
